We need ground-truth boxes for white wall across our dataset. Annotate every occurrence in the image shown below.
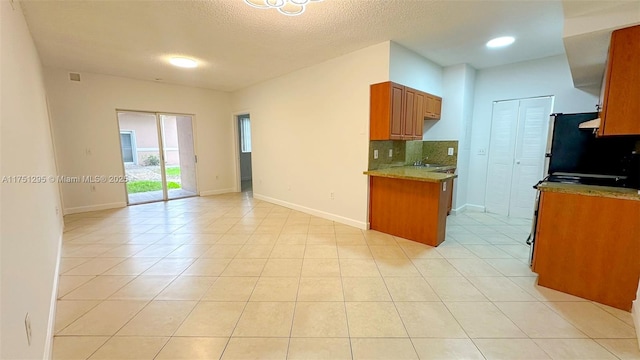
[1,2,64,358]
[231,42,390,227]
[466,55,598,208]
[389,42,443,96]
[44,70,233,213]
[434,64,476,210]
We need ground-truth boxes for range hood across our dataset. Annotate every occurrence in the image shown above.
[578,117,601,129]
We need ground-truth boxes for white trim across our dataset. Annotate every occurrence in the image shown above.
[64,202,126,215]
[136,147,179,152]
[633,300,640,350]
[451,204,468,214]
[200,188,235,197]
[253,193,367,229]
[232,111,251,193]
[44,234,63,360]
[463,204,486,212]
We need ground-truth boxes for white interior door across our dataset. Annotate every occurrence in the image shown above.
[485,97,553,218]
[509,98,552,218]
[485,100,519,216]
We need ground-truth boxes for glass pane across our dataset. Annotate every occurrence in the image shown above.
[120,133,134,163]
[161,114,197,200]
[240,117,252,153]
[117,112,163,204]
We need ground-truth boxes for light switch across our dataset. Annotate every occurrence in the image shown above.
[448,147,454,156]
[388,149,393,157]
[374,150,379,159]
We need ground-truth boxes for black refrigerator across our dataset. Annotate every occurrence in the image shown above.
[545,112,637,185]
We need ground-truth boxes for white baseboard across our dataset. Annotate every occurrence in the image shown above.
[633,300,640,350]
[253,193,367,229]
[64,202,126,215]
[44,234,63,360]
[451,204,468,214]
[200,188,235,197]
[464,204,486,212]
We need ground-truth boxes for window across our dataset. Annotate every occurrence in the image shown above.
[120,131,136,163]
[240,116,251,153]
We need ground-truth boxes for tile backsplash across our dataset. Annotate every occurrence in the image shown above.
[422,141,458,166]
[368,140,406,169]
[368,140,459,170]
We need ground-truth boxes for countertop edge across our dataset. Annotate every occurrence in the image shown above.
[363,168,458,183]
[538,182,640,201]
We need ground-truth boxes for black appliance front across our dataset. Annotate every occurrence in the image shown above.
[548,113,638,177]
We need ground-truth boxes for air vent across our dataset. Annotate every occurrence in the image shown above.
[69,73,81,82]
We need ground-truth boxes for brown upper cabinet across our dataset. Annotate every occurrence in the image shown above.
[425,94,442,119]
[598,24,640,136]
[370,81,440,140]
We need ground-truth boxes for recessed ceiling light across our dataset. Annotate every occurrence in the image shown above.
[169,57,198,68]
[486,36,515,48]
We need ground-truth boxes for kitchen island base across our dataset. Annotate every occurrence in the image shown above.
[369,176,451,247]
[532,189,640,311]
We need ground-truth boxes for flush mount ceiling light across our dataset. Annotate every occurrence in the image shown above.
[169,57,198,68]
[244,0,323,16]
[486,36,515,48]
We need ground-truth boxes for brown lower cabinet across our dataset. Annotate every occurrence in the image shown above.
[532,190,640,311]
[369,177,451,247]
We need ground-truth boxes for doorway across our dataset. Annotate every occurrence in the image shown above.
[237,114,253,193]
[117,111,198,204]
[485,96,553,218]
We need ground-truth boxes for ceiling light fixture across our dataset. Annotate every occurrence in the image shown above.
[244,0,323,16]
[486,36,515,48]
[169,57,198,68]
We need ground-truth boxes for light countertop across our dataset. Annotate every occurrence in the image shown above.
[537,182,640,201]
[363,166,457,183]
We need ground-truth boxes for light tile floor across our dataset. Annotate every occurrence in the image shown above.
[54,192,639,359]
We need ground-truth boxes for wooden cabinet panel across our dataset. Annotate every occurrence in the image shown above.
[390,84,404,140]
[447,179,453,215]
[369,176,449,247]
[370,82,441,140]
[403,87,416,139]
[414,91,425,140]
[532,191,640,310]
[371,82,404,140]
[598,24,640,136]
[425,94,442,120]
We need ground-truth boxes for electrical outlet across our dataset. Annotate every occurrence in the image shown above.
[373,150,379,159]
[330,192,335,200]
[55,206,59,216]
[25,313,31,346]
[288,185,291,191]
[388,149,393,158]
[478,148,487,155]
[448,147,454,156]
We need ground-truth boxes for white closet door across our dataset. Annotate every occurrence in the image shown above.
[485,100,519,216]
[509,97,552,219]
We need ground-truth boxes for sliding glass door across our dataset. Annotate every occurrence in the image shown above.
[117,111,197,205]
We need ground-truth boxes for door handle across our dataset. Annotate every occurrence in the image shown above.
[516,160,521,164]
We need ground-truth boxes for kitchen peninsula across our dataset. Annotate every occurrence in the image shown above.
[532,182,640,311]
[364,166,457,247]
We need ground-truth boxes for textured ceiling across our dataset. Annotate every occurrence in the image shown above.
[21,0,567,92]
